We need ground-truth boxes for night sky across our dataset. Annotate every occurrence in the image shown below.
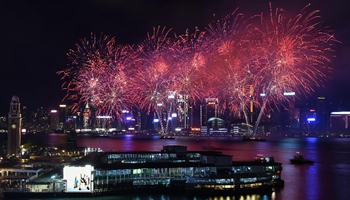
[1,0,349,116]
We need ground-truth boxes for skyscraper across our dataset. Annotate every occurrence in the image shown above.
[83,103,90,129]
[50,110,59,131]
[316,96,329,135]
[8,96,22,157]
[59,104,68,129]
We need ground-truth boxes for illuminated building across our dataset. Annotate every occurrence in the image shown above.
[316,96,329,134]
[30,107,49,133]
[83,103,90,129]
[303,107,317,136]
[7,96,22,157]
[175,94,189,129]
[50,110,59,131]
[7,145,284,197]
[200,98,220,134]
[59,104,68,129]
[95,115,112,132]
[330,111,350,136]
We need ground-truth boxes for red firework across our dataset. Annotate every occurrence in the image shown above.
[247,3,339,134]
[58,3,339,130]
[58,33,136,119]
[173,27,209,104]
[249,3,339,107]
[130,26,178,111]
[205,9,260,118]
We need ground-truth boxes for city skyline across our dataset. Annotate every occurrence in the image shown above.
[1,0,350,116]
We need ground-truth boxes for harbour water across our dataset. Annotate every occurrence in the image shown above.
[2,133,350,200]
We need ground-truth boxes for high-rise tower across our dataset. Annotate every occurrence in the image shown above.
[8,96,22,157]
[83,103,90,129]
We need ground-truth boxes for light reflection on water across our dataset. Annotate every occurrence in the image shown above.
[2,133,350,200]
[29,193,273,200]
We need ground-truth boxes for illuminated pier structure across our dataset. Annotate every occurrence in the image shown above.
[4,145,284,198]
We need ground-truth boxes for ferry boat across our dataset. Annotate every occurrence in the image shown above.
[160,135,176,140]
[3,145,284,198]
[290,152,314,164]
[242,136,266,142]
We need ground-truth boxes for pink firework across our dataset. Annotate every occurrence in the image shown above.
[248,3,339,134]
[173,27,209,104]
[249,3,338,105]
[205,9,259,120]
[130,26,180,133]
[131,26,178,110]
[58,4,340,134]
[58,33,136,119]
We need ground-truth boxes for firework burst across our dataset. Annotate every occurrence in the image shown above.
[59,3,339,135]
[205,9,259,128]
[58,33,136,119]
[248,3,339,134]
[129,26,179,133]
[251,3,338,101]
[174,27,209,103]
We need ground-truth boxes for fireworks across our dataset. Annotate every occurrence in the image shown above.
[130,26,177,112]
[250,3,338,102]
[247,3,339,134]
[59,4,339,132]
[174,27,209,104]
[204,9,258,118]
[58,33,136,119]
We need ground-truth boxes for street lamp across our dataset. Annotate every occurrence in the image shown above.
[51,175,56,192]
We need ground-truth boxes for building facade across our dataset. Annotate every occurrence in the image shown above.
[8,96,22,157]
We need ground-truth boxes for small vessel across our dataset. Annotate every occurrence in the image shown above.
[54,128,65,134]
[242,136,266,142]
[97,134,110,138]
[160,135,176,140]
[290,152,314,164]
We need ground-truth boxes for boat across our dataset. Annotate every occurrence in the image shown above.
[94,133,110,138]
[242,136,266,142]
[78,132,110,138]
[160,135,176,140]
[54,128,65,134]
[290,152,314,164]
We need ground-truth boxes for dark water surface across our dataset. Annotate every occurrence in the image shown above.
[3,133,350,200]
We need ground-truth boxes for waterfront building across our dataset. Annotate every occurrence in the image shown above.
[139,110,149,131]
[59,104,68,129]
[29,107,50,133]
[0,165,43,191]
[200,98,220,134]
[83,103,90,130]
[49,110,59,131]
[6,145,283,197]
[8,96,22,157]
[330,111,350,137]
[316,96,329,134]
